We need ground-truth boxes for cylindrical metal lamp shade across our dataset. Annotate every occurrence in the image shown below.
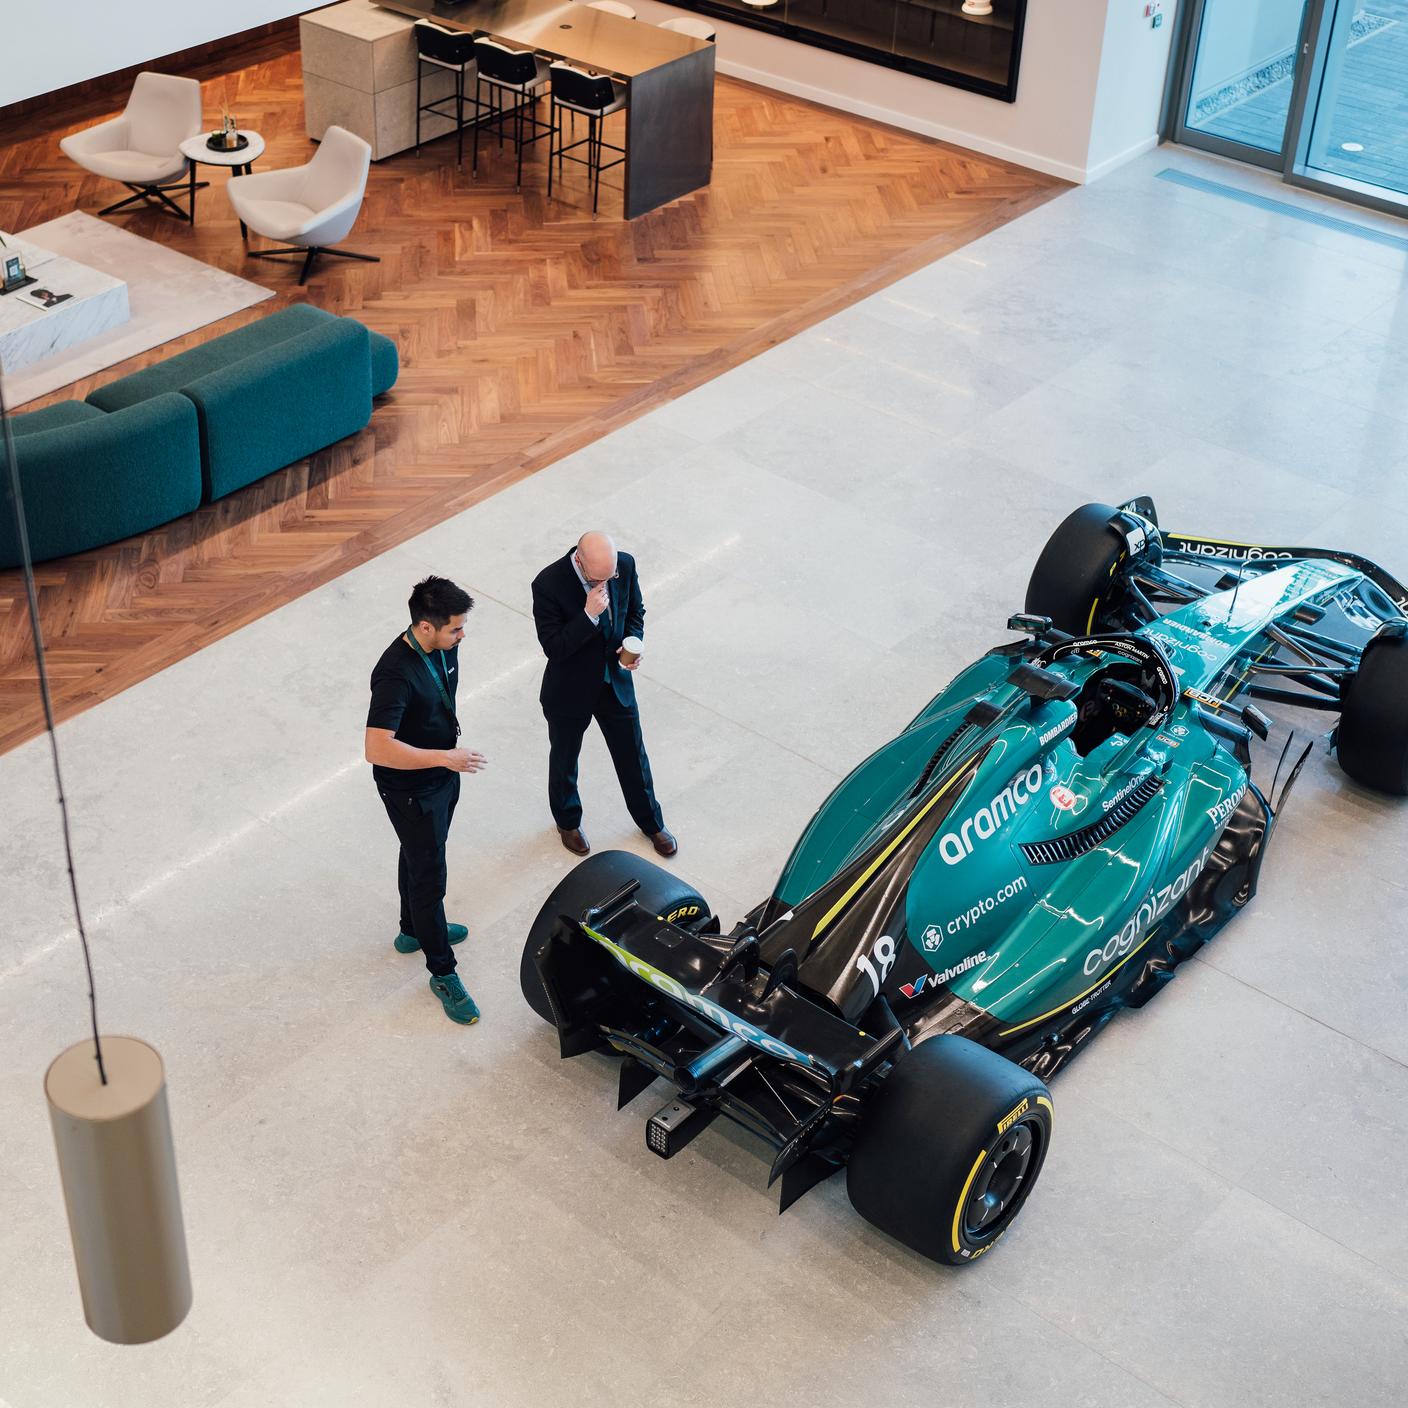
[45,1036,192,1344]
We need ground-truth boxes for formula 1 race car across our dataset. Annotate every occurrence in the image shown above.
[520,499,1408,1265]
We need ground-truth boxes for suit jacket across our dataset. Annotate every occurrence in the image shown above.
[532,548,645,714]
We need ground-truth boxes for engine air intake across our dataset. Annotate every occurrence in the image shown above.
[1021,774,1163,864]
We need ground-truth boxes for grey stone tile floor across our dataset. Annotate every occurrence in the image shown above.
[1,145,1407,1406]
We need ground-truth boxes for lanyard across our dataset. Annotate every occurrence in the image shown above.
[403,632,460,737]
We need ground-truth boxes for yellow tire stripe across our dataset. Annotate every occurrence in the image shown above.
[952,1147,989,1255]
[1083,552,1123,636]
[1036,1095,1053,1126]
[810,751,981,941]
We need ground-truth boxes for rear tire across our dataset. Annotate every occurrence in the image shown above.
[1337,631,1408,796]
[1025,503,1128,636]
[846,1036,1053,1266]
[520,850,713,1024]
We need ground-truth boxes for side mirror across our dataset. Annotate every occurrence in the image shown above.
[1007,612,1053,636]
[1241,703,1272,740]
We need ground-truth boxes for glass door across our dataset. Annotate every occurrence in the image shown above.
[1175,0,1408,217]
[1291,0,1408,209]
[1176,0,1312,166]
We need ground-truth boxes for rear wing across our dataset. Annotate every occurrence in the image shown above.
[537,883,898,1095]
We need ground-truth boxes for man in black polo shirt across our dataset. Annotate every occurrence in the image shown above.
[365,576,487,1025]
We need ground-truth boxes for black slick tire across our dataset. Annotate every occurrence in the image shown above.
[846,1035,1053,1267]
[520,850,713,1024]
[1025,502,1127,636]
[1337,631,1408,796]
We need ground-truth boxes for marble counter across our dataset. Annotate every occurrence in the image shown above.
[0,233,129,377]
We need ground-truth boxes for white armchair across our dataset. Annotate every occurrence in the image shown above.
[226,126,378,285]
[60,72,205,223]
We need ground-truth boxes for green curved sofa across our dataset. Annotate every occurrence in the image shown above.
[1,305,398,569]
[2,395,202,568]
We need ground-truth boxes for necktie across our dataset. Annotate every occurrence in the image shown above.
[600,586,611,682]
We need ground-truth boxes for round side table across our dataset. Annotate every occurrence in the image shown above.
[178,131,267,236]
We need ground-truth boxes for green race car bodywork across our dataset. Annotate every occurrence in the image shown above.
[768,555,1367,1053]
[523,497,1408,1250]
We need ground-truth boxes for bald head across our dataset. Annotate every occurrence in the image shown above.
[576,531,618,585]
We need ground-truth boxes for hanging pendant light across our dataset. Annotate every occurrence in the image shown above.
[46,1038,192,1343]
[1,364,192,1345]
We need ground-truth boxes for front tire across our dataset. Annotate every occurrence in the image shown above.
[846,1036,1053,1266]
[520,850,714,1024]
[1337,630,1408,795]
[1025,502,1128,636]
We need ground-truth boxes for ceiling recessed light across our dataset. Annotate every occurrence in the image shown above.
[1340,141,1365,152]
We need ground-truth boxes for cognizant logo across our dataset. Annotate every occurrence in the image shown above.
[1081,847,1211,977]
[1172,540,1293,563]
[582,925,820,1070]
[938,765,1044,865]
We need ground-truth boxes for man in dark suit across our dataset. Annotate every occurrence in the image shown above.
[532,532,676,858]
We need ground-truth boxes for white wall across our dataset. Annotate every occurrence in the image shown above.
[0,0,311,108]
[1086,0,1181,180]
[636,1,1175,183]
[634,0,1110,182]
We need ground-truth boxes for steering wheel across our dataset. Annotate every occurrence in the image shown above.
[1033,633,1179,723]
[1097,677,1158,718]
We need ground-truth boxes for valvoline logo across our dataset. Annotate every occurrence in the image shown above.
[899,951,988,999]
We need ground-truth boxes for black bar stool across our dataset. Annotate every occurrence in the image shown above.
[547,63,627,216]
[414,20,481,163]
[472,38,554,190]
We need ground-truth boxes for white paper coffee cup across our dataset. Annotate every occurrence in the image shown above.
[619,635,643,665]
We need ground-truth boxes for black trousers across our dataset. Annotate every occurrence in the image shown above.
[376,772,460,977]
[545,681,664,834]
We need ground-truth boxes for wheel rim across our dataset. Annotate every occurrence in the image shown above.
[963,1122,1036,1240]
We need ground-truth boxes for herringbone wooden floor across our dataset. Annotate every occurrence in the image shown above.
[0,38,1061,754]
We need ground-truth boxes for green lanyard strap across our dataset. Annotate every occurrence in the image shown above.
[403,633,460,737]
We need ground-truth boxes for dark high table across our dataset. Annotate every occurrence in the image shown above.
[375,0,714,217]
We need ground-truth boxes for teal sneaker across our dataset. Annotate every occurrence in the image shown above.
[394,923,468,954]
[428,973,480,1025]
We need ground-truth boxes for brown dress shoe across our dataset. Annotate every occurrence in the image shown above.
[649,829,678,858]
[558,827,590,856]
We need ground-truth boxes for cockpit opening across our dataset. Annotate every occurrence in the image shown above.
[1070,663,1161,756]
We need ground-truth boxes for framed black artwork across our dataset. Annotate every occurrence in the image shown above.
[672,0,1027,101]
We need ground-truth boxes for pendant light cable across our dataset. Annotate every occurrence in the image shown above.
[0,370,106,1085]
